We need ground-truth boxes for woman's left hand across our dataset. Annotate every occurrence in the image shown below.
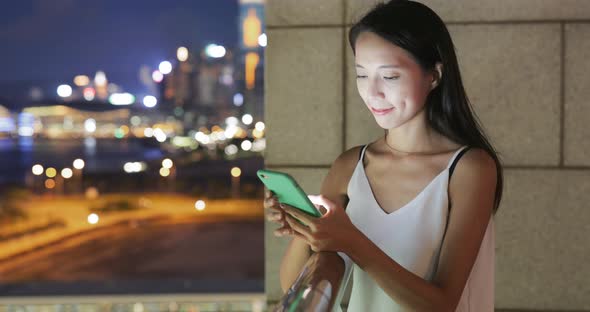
[282,194,359,253]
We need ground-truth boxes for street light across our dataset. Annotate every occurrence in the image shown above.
[255,121,265,131]
[74,75,90,86]
[61,168,73,179]
[159,167,170,177]
[73,159,85,170]
[152,70,164,83]
[32,164,44,175]
[45,179,56,189]
[258,33,267,47]
[242,114,253,125]
[159,61,172,75]
[195,200,206,211]
[177,47,189,62]
[46,167,57,178]
[57,84,72,98]
[162,158,173,169]
[87,213,99,225]
[143,95,158,108]
[231,167,241,198]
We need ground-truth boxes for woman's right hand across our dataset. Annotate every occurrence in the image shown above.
[264,187,293,237]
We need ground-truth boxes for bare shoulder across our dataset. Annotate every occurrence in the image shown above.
[449,147,498,209]
[454,147,497,178]
[319,145,366,207]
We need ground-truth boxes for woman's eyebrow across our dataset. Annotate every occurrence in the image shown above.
[355,64,402,68]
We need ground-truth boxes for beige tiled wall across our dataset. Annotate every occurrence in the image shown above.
[265,0,590,310]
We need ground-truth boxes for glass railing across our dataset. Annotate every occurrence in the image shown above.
[270,252,351,312]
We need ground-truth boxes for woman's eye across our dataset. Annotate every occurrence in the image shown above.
[356,75,367,79]
[384,76,399,80]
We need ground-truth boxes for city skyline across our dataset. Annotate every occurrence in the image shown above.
[0,0,239,101]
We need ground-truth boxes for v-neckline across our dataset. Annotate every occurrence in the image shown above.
[358,145,465,216]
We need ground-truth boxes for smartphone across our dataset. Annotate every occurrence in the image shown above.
[257,169,322,218]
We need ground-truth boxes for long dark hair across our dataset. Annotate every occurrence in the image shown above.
[349,0,503,214]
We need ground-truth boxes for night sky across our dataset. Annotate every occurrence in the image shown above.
[0,0,239,103]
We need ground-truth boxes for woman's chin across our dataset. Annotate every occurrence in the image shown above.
[374,117,401,130]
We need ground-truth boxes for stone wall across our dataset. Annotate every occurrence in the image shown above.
[264,0,590,310]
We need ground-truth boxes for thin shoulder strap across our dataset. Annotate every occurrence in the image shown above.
[448,146,471,181]
[358,144,368,161]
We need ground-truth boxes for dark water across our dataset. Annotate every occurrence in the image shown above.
[0,137,164,184]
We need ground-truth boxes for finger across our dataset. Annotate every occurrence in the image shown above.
[264,196,280,209]
[289,230,307,241]
[284,214,312,239]
[273,223,292,237]
[266,211,284,222]
[281,204,315,227]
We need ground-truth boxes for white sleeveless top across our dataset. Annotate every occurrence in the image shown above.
[338,144,495,312]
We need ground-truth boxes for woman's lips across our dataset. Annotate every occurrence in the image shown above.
[370,106,395,115]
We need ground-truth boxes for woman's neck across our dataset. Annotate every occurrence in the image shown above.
[384,114,451,155]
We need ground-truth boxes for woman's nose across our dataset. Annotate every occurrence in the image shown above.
[367,79,385,99]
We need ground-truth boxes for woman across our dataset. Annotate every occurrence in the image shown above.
[264,0,503,311]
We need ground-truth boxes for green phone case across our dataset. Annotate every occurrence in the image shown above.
[257,169,322,218]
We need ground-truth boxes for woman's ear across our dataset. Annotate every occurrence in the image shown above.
[430,62,443,90]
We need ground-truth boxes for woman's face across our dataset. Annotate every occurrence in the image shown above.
[354,31,437,130]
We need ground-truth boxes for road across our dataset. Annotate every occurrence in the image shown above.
[0,214,263,283]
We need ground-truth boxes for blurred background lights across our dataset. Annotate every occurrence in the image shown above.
[18,126,33,137]
[205,44,226,58]
[73,158,85,170]
[57,84,72,97]
[241,114,253,125]
[225,116,239,126]
[123,162,146,173]
[195,200,206,211]
[162,158,173,169]
[255,121,265,131]
[109,93,135,105]
[32,164,44,175]
[224,144,238,156]
[241,140,252,151]
[159,61,172,75]
[130,116,142,126]
[159,167,170,177]
[45,167,57,178]
[233,93,244,106]
[224,125,238,139]
[258,33,267,47]
[87,213,99,224]
[144,127,154,138]
[83,87,96,101]
[94,71,107,86]
[231,167,241,177]
[84,118,96,133]
[45,179,55,189]
[143,95,158,108]
[177,46,189,62]
[73,75,90,86]
[152,70,164,83]
[153,128,167,142]
[61,168,73,179]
